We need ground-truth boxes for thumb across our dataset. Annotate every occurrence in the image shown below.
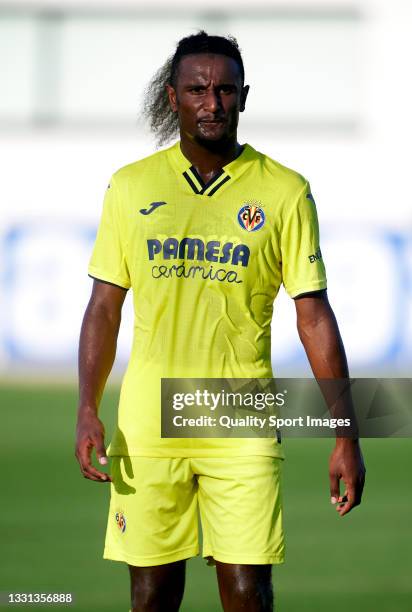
[94,436,108,465]
[329,472,340,505]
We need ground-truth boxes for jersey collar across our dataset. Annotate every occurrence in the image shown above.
[167,140,258,197]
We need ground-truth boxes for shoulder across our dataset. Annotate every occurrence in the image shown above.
[110,146,170,188]
[248,144,309,195]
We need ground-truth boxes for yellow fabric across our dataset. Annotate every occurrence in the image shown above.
[103,456,284,567]
[89,141,327,457]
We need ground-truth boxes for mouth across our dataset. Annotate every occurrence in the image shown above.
[198,119,226,126]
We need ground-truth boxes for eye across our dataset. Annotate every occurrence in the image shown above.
[189,86,206,94]
[219,85,236,94]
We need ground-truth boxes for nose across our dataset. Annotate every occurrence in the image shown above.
[203,89,221,113]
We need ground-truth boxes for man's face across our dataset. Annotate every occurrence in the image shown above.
[166,53,249,144]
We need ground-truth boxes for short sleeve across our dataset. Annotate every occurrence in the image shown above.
[280,181,327,298]
[88,177,131,289]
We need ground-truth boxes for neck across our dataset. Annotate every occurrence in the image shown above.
[179,134,242,184]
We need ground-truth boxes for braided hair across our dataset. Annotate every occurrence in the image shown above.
[142,31,245,146]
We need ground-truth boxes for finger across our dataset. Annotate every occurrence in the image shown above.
[76,451,109,481]
[338,489,348,503]
[336,483,356,516]
[83,465,111,482]
[80,465,111,482]
[82,459,111,481]
[80,466,107,482]
[94,436,108,466]
[344,472,365,508]
[75,451,101,481]
[77,438,111,482]
[329,472,340,505]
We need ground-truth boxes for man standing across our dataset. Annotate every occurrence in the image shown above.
[76,31,365,612]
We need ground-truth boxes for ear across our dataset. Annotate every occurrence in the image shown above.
[166,84,178,112]
[240,84,249,113]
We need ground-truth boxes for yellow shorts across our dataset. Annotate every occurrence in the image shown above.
[103,456,284,567]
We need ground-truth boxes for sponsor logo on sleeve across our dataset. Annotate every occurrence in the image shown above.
[308,247,323,263]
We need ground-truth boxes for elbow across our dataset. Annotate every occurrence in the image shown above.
[297,312,324,338]
[85,297,122,333]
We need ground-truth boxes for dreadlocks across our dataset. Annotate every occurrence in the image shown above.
[142,31,245,147]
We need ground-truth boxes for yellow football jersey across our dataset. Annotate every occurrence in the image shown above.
[88,141,327,457]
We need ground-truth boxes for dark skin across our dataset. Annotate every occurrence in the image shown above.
[76,53,365,612]
[165,53,249,184]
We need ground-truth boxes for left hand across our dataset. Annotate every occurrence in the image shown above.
[329,438,366,516]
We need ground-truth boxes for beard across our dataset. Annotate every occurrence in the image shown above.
[193,111,239,152]
[193,132,233,153]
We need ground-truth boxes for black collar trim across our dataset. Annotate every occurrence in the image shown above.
[207,174,231,196]
[182,171,201,194]
[183,166,231,196]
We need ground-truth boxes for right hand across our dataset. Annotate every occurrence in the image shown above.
[75,409,112,482]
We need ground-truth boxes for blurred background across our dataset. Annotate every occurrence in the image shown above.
[0,0,411,611]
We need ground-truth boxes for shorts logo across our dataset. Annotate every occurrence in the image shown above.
[237,202,265,232]
[115,511,126,533]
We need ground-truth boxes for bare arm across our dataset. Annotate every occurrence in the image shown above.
[294,289,366,516]
[75,279,128,482]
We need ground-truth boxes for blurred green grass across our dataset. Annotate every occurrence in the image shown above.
[0,384,411,611]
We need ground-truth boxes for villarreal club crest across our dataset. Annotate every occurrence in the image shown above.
[115,511,126,533]
[237,202,265,232]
